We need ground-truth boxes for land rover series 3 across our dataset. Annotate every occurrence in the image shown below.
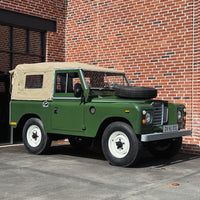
[10,62,191,166]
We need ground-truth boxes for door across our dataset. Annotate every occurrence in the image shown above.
[0,73,10,143]
[0,23,46,144]
[51,70,85,132]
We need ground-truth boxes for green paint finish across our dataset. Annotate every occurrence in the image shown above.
[50,99,84,132]
[11,96,185,138]
[85,99,141,136]
[168,103,178,125]
[10,67,187,139]
[10,100,51,130]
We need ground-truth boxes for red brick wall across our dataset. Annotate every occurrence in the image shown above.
[185,0,200,153]
[0,0,199,154]
[65,0,200,154]
[0,25,10,74]
[0,0,66,62]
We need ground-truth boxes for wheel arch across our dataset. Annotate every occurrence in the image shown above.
[95,117,132,140]
[16,114,41,134]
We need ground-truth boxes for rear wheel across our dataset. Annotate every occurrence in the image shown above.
[22,118,51,154]
[102,122,142,167]
[148,137,182,158]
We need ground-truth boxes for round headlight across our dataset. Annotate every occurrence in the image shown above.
[177,110,182,121]
[142,110,147,115]
[145,112,152,124]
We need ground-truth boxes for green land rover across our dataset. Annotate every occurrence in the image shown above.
[10,62,191,167]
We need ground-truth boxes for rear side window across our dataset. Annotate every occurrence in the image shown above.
[25,75,43,88]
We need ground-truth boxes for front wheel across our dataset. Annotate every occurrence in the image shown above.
[147,137,182,158]
[101,122,142,167]
[22,118,51,154]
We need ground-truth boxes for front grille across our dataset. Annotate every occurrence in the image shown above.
[151,102,164,126]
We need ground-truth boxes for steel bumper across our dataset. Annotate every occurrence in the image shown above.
[141,130,192,142]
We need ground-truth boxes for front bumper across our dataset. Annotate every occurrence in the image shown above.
[141,130,192,142]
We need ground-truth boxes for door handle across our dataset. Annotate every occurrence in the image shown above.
[54,107,58,114]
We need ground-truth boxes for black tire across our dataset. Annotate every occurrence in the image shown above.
[68,136,92,149]
[101,122,142,167]
[22,118,51,154]
[115,86,157,99]
[148,137,182,158]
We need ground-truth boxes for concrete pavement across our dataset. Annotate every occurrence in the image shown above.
[0,144,200,200]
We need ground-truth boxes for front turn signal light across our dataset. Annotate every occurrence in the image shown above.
[142,119,146,124]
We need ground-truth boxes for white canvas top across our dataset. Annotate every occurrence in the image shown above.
[10,62,124,101]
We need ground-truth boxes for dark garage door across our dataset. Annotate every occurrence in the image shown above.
[0,8,56,144]
[0,25,46,144]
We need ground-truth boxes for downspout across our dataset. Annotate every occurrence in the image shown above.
[97,0,100,66]
[64,0,68,61]
[191,0,195,133]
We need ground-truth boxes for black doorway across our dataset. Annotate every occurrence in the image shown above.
[0,8,56,144]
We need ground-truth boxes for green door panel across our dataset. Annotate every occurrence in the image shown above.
[51,99,84,132]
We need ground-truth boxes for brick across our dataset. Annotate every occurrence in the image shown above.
[0,0,199,154]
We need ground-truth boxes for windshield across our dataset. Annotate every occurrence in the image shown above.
[83,71,130,89]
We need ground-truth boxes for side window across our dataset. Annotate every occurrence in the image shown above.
[55,72,81,94]
[25,75,43,88]
[56,73,67,93]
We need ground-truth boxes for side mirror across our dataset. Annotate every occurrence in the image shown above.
[74,83,83,98]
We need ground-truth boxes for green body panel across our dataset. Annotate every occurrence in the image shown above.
[84,97,145,136]
[10,101,52,131]
[51,99,84,132]
[168,103,178,125]
[10,96,184,138]
[10,68,186,139]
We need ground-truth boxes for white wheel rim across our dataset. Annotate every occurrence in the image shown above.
[108,131,130,158]
[26,125,42,147]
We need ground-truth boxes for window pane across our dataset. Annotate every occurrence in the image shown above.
[56,73,67,93]
[0,81,6,93]
[84,72,105,88]
[14,54,41,68]
[0,52,10,72]
[30,31,41,55]
[13,27,26,53]
[0,25,10,51]
[25,75,43,88]
[107,75,128,87]
[83,71,128,89]
[56,72,80,94]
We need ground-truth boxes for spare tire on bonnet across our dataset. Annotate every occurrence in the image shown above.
[114,86,157,99]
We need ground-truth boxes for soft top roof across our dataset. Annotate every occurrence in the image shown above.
[10,62,124,101]
[10,62,124,74]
